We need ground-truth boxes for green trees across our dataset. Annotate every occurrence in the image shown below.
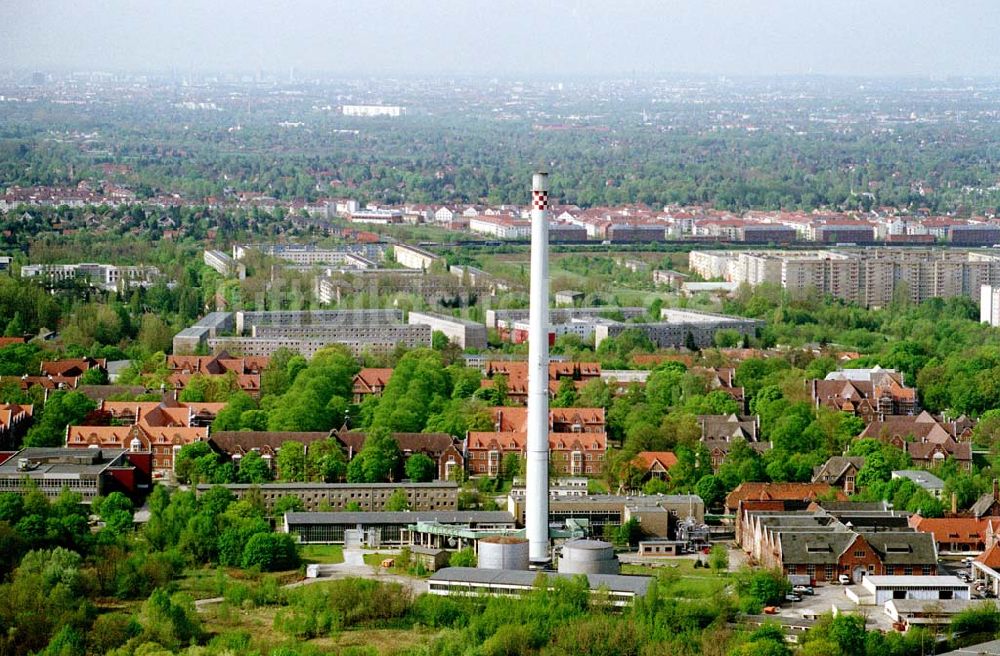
[267,347,357,431]
[174,442,233,485]
[23,391,96,447]
[552,376,579,408]
[734,568,790,613]
[346,428,402,483]
[137,588,202,650]
[276,441,306,482]
[708,544,729,574]
[95,492,134,538]
[236,451,273,484]
[371,349,451,432]
[731,624,791,656]
[405,453,437,482]
[240,533,299,571]
[449,547,477,567]
[304,438,347,483]
[385,489,410,511]
[210,391,257,431]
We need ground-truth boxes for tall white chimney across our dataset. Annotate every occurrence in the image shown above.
[526,171,551,565]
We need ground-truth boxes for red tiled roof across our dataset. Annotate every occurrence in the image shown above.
[634,451,678,471]
[726,482,847,510]
[910,516,989,544]
[977,543,1000,569]
[467,431,607,452]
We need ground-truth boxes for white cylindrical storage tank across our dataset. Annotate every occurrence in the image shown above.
[478,536,530,571]
[558,539,620,575]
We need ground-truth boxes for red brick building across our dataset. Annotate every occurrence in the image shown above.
[480,361,602,404]
[66,398,224,472]
[466,430,606,477]
[166,352,268,398]
[351,368,393,403]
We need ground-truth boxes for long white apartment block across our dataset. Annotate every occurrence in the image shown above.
[690,249,1000,309]
[407,311,488,349]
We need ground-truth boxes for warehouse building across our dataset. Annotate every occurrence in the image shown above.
[427,567,652,607]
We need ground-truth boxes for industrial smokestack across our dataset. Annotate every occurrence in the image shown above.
[526,171,551,565]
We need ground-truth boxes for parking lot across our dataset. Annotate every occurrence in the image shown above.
[775,581,896,631]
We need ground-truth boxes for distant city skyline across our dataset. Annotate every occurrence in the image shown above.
[3,0,1000,78]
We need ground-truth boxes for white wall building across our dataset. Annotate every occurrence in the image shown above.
[859,576,969,606]
[982,285,1000,327]
[342,105,405,117]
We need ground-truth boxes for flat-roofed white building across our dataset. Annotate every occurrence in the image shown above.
[204,250,246,279]
[408,311,487,349]
[856,576,969,606]
[342,105,405,117]
[394,243,441,270]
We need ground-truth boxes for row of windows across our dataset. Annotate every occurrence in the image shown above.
[0,477,98,490]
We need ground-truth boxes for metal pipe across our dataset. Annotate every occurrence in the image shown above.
[526,171,550,564]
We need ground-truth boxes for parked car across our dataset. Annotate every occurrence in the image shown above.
[785,593,802,603]
[838,574,852,585]
[793,585,815,595]
[763,606,780,615]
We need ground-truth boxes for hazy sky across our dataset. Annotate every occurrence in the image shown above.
[3,0,999,77]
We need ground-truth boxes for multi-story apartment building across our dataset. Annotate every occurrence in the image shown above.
[203,250,246,279]
[407,311,488,349]
[592,309,761,350]
[691,249,1000,309]
[21,263,160,290]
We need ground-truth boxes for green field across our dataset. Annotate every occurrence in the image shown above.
[300,544,345,565]
[621,559,731,598]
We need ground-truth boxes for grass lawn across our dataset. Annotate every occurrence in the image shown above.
[363,552,397,568]
[300,544,345,565]
[621,559,731,598]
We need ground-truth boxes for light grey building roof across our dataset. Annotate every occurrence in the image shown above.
[936,639,1000,656]
[429,567,652,596]
[553,494,702,506]
[284,511,515,526]
[0,447,126,478]
[864,575,967,587]
[197,482,457,491]
[891,470,945,491]
[971,493,1000,519]
[887,598,995,613]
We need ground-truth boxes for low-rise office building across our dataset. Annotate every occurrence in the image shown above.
[283,510,514,545]
[856,575,969,606]
[0,447,151,502]
[507,493,704,538]
[201,481,459,513]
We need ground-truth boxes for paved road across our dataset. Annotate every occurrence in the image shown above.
[194,549,427,611]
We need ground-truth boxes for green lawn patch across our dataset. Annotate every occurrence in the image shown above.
[300,544,345,565]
